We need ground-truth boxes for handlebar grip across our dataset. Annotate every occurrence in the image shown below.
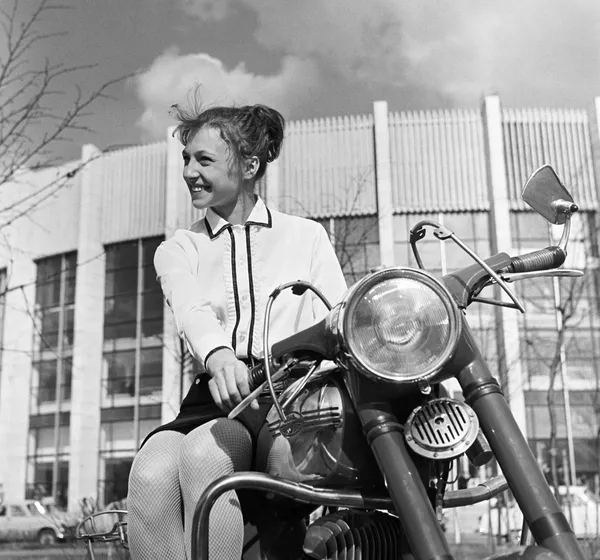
[504,246,566,274]
[248,364,266,392]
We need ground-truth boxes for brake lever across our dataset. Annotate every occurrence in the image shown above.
[491,268,584,285]
[228,365,289,420]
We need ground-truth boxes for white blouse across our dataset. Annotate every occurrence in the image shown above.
[154,197,348,367]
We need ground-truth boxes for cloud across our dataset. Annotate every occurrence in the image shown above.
[176,0,600,107]
[134,49,320,139]
[180,0,232,21]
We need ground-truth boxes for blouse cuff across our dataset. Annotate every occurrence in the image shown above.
[203,345,234,370]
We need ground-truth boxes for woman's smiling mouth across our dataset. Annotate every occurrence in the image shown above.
[189,184,212,194]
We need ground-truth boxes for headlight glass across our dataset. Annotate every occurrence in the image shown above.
[342,269,460,383]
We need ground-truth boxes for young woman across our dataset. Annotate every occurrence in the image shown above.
[127,102,347,559]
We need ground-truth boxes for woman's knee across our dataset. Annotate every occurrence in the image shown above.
[129,432,182,499]
[179,418,253,476]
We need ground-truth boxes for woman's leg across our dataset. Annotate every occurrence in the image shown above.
[179,418,253,560]
[128,431,186,560]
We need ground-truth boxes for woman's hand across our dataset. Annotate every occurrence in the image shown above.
[205,348,259,412]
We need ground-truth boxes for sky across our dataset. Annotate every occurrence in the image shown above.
[16,0,600,161]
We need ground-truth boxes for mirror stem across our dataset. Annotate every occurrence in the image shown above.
[558,212,573,255]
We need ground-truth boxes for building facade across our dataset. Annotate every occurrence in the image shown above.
[0,95,599,511]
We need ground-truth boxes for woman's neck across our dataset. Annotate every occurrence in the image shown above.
[213,189,256,225]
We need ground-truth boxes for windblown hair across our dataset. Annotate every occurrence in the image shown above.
[172,97,285,181]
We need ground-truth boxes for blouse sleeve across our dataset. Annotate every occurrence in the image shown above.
[310,224,348,321]
[154,232,233,366]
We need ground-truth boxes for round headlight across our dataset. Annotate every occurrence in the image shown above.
[339,267,461,384]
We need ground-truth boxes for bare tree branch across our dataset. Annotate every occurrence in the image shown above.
[0,0,131,227]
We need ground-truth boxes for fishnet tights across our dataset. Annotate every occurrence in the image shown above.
[128,419,252,560]
[179,419,252,560]
[128,431,186,559]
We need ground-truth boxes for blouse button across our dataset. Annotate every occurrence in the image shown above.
[240,334,246,342]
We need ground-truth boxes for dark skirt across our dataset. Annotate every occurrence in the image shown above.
[141,374,226,448]
[141,367,272,448]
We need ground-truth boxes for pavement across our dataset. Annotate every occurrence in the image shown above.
[0,543,129,559]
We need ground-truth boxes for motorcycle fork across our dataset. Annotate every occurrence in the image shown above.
[355,398,455,560]
[454,322,586,560]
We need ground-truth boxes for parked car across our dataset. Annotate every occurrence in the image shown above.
[38,501,82,537]
[0,500,67,544]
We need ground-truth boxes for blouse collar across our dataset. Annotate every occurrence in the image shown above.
[205,196,272,239]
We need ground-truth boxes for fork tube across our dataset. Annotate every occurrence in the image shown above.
[455,324,585,560]
[357,404,455,560]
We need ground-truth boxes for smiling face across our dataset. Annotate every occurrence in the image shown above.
[182,126,244,214]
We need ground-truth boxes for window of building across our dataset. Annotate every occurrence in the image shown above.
[99,458,133,506]
[104,238,163,341]
[515,212,600,387]
[26,413,70,508]
[315,216,380,285]
[102,237,164,406]
[526,391,600,478]
[510,212,550,248]
[30,253,76,412]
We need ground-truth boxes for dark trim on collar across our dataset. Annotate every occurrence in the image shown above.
[204,218,230,240]
[204,198,272,239]
[246,207,272,228]
[227,228,241,351]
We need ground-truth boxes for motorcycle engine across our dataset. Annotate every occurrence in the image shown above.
[255,373,382,488]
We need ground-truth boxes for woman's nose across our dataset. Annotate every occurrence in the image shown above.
[183,165,199,180]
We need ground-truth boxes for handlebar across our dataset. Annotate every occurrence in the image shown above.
[248,363,266,392]
[502,246,566,274]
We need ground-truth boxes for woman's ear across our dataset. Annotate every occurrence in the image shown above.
[243,156,260,180]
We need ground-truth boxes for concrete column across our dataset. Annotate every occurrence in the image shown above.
[0,249,36,501]
[166,127,183,236]
[161,127,186,424]
[481,95,527,434]
[373,101,395,267]
[68,144,105,510]
[591,98,600,191]
[265,158,280,211]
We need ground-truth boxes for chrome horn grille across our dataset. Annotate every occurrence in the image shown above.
[404,398,479,460]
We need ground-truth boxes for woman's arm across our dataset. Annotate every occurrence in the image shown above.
[310,224,348,320]
[154,233,232,367]
[154,233,256,411]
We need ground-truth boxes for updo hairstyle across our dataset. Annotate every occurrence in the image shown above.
[172,102,285,180]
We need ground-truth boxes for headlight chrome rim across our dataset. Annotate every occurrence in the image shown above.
[338,267,461,384]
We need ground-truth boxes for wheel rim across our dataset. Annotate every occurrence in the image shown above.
[39,531,55,545]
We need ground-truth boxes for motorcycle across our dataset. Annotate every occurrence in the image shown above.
[77,164,587,560]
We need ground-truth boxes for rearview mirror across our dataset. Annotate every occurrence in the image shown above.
[522,165,578,225]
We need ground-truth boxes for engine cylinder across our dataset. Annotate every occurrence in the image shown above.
[255,373,382,489]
